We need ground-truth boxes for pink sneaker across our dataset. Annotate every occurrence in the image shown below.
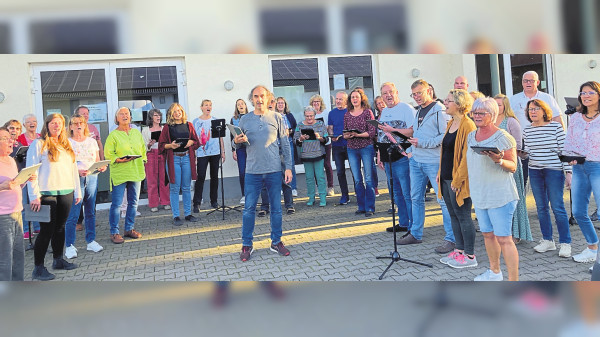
[440,250,459,265]
[24,232,31,240]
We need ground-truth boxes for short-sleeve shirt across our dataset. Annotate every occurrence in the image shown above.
[467,129,519,209]
[509,91,563,133]
[88,124,101,142]
[193,117,221,157]
[327,108,348,147]
[69,137,99,171]
[0,158,23,215]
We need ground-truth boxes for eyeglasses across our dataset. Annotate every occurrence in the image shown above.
[527,107,541,112]
[580,91,598,96]
[444,99,455,103]
[410,91,427,98]
[522,79,537,84]
[472,111,490,117]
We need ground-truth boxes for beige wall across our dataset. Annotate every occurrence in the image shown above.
[375,54,477,101]
[553,54,600,111]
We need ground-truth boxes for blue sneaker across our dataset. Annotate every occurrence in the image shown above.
[338,195,349,205]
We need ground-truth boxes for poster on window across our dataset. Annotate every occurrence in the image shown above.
[87,103,108,123]
[333,74,346,90]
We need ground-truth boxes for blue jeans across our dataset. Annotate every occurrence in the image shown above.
[332,146,350,197]
[242,172,283,246]
[289,138,297,190]
[109,181,141,235]
[383,157,412,227]
[65,174,98,246]
[529,168,571,244]
[409,158,453,242]
[235,147,247,196]
[169,154,192,218]
[571,162,600,245]
[21,188,40,234]
[347,146,376,212]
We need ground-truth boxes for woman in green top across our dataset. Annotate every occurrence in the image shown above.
[104,107,147,244]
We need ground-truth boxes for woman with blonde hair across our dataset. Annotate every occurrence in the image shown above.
[63,113,105,259]
[309,94,335,196]
[159,103,200,225]
[27,113,82,280]
[437,89,478,269]
[494,94,531,244]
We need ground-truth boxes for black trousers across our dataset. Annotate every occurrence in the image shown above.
[34,192,73,266]
[194,154,220,205]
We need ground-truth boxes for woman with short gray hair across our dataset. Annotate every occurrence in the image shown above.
[466,97,520,281]
[294,106,329,206]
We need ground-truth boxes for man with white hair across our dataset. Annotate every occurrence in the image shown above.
[510,71,564,185]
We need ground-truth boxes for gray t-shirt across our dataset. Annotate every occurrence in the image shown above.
[236,110,292,174]
[466,129,519,209]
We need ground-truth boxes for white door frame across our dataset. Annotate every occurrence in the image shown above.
[32,58,187,126]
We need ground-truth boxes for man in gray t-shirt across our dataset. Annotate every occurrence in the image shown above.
[233,85,292,262]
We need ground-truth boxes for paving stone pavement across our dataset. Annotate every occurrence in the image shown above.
[23,171,598,281]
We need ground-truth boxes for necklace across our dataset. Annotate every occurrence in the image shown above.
[584,110,600,120]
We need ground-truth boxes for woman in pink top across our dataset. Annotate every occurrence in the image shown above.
[0,127,25,280]
[343,88,377,216]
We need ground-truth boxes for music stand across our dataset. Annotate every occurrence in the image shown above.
[564,97,578,226]
[207,119,241,219]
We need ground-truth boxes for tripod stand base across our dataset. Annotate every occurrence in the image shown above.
[207,204,241,219]
[376,251,433,280]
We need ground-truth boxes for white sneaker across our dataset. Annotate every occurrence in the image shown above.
[150,207,158,212]
[533,239,556,253]
[327,187,335,196]
[558,243,572,258]
[474,269,503,281]
[292,189,298,197]
[590,265,594,273]
[573,248,598,263]
[87,241,104,253]
[164,205,171,210]
[65,245,78,259]
[240,196,245,205]
[136,211,141,216]
[120,211,126,218]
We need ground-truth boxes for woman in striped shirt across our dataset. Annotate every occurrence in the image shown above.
[523,99,572,258]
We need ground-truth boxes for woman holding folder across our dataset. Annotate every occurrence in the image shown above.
[142,109,170,212]
[63,113,106,259]
[104,107,146,244]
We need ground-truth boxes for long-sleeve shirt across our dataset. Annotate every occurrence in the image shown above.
[343,108,376,149]
[104,128,147,186]
[26,139,81,201]
[523,121,571,172]
[411,101,450,164]
[293,120,328,161]
[234,110,292,174]
[0,157,23,215]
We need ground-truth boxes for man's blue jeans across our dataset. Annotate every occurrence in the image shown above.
[242,172,283,247]
[169,153,192,218]
[65,174,98,246]
[383,156,411,228]
[347,146,376,212]
[571,162,600,245]
[109,181,141,235]
[409,158,453,242]
[529,168,571,244]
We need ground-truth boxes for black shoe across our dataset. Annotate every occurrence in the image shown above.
[193,204,199,213]
[173,217,183,226]
[286,207,295,215]
[185,215,198,222]
[386,225,409,233]
[365,211,373,217]
[211,202,219,209]
[52,258,77,270]
[32,265,55,281]
[355,210,366,215]
[258,210,269,217]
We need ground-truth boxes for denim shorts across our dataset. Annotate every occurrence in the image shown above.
[474,200,518,237]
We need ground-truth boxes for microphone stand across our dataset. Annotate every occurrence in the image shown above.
[376,142,432,280]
